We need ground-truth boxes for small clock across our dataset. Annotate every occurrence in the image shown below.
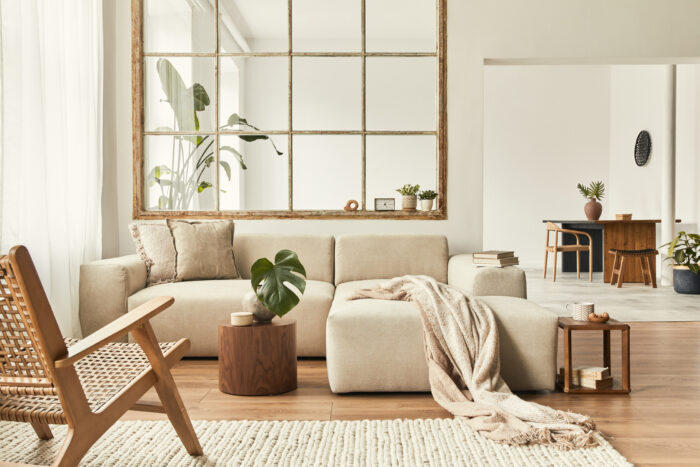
[374,198,395,211]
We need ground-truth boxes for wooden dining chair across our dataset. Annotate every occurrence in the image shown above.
[543,222,593,282]
[0,245,202,466]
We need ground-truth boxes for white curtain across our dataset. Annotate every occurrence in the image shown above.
[0,0,103,337]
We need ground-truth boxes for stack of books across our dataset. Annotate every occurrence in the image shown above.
[558,366,612,389]
[472,250,519,267]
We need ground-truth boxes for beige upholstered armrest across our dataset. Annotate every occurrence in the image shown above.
[79,255,148,338]
[448,254,527,299]
[58,297,174,368]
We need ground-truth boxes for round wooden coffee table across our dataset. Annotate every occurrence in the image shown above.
[218,319,297,396]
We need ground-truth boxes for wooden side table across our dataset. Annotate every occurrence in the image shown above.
[558,317,630,394]
[218,319,297,396]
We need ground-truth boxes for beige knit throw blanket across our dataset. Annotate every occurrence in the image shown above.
[349,275,598,450]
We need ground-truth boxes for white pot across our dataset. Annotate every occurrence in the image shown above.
[402,195,417,210]
[420,199,434,211]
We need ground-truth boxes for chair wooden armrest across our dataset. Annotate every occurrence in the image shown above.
[55,296,174,368]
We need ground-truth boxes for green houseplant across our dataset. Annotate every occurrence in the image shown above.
[418,189,437,211]
[577,181,605,220]
[660,231,700,294]
[242,250,307,322]
[149,58,282,210]
[396,184,420,211]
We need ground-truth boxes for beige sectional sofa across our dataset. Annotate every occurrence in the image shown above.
[80,233,557,392]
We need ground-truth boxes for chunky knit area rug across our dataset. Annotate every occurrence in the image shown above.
[0,418,631,466]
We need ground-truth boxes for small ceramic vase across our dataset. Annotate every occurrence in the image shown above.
[402,195,417,210]
[584,198,602,220]
[420,199,434,211]
[242,289,276,323]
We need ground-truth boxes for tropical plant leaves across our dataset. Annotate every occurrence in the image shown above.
[250,250,307,317]
[220,145,247,170]
[661,230,700,274]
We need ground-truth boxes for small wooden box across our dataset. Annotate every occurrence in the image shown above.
[615,214,632,220]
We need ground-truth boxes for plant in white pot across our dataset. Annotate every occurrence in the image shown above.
[660,231,700,294]
[242,249,307,322]
[396,184,420,210]
[418,189,437,211]
[577,181,605,220]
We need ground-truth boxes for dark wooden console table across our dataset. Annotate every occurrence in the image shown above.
[542,219,678,283]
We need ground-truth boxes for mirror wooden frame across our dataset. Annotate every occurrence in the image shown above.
[131,0,447,220]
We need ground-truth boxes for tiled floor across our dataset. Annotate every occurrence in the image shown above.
[525,268,700,321]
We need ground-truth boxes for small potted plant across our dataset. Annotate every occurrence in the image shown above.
[660,231,700,294]
[577,181,605,220]
[418,189,437,211]
[396,184,420,210]
[242,249,307,322]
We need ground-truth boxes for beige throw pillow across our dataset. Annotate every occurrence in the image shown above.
[129,222,177,286]
[167,219,238,281]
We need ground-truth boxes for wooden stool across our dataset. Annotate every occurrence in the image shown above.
[609,248,658,288]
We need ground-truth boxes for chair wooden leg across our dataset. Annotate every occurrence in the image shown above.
[646,256,657,288]
[616,256,626,288]
[543,249,549,279]
[589,246,593,282]
[30,420,53,440]
[576,250,581,279]
[53,428,96,467]
[552,250,558,282]
[132,323,203,456]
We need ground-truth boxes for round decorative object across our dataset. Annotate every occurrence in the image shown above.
[344,199,359,211]
[634,130,651,166]
[241,289,276,322]
[587,312,610,323]
[218,320,297,395]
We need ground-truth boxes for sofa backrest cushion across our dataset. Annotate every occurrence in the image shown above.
[234,234,335,283]
[335,234,448,285]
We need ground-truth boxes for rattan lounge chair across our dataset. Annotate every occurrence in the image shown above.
[0,245,202,466]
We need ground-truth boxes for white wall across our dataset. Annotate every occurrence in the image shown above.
[483,65,611,266]
[608,66,670,219]
[102,0,700,258]
[484,64,700,267]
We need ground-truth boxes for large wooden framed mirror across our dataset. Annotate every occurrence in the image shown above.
[132,0,446,219]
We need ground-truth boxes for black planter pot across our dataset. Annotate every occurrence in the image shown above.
[673,266,700,294]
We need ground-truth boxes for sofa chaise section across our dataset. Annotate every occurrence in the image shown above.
[326,234,557,393]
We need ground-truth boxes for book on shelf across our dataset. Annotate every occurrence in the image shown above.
[472,250,514,260]
[473,257,519,267]
[559,366,610,379]
[559,370,613,389]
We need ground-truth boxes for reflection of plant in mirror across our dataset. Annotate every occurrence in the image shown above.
[396,184,420,196]
[149,58,283,210]
[418,189,437,200]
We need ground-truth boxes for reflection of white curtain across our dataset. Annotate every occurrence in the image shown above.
[0,0,103,337]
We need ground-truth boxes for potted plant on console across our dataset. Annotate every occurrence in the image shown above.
[577,180,605,220]
[418,189,437,211]
[661,231,700,294]
[242,250,307,321]
[396,184,420,210]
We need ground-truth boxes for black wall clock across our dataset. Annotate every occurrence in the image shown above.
[634,130,651,166]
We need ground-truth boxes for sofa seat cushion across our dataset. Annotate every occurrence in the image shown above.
[327,280,430,392]
[326,281,557,393]
[128,279,334,357]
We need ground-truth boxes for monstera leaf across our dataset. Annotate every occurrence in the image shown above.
[250,250,307,317]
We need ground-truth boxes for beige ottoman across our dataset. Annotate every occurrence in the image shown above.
[326,286,557,393]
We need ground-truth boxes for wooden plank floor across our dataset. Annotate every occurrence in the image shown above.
[122,321,700,466]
